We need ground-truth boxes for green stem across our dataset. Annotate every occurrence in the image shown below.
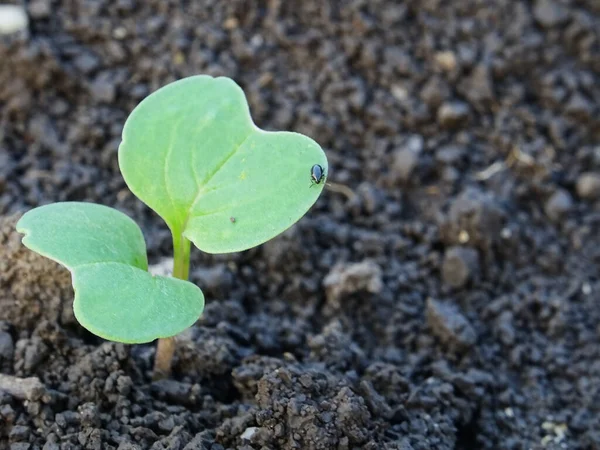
[153,232,191,380]
[172,233,191,281]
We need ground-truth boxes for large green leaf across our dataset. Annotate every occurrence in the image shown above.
[16,203,204,344]
[119,75,327,254]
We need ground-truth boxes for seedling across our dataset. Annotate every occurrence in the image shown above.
[16,75,327,378]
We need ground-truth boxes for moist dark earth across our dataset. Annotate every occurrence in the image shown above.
[1,0,600,449]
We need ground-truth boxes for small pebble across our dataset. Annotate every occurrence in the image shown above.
[436,145,465,165]
[442,246,479,288]
[150,379,193,404]
[28,0,51,19]
[89,73,117,103]
[434,51,457,72]
[533,0,569,27]
[437,101,470,128]
[565,93,593,120]
[391,137,423,184]
[0,5,28,35]
[324,261,383,306]
[426,299,476,352]
[582,284,592,295]
[74,53,100,74]
[545,189,573,222]
[576,173,600,200]
[241,427,258,441]
[10,443,31,450]
[9,425,30,441]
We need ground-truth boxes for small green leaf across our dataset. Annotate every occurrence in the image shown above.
[73,262,203,343]
[16,203,204,344]
[119,75,327,254]
[17,202,148,270]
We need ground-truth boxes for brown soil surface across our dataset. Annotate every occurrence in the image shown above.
[1,1,600,449]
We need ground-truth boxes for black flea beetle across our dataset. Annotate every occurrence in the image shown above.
[310,164,325,187]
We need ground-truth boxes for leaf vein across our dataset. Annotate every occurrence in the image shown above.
[189,100,240,192]
[163,118,185,215]
[186,130,253,221]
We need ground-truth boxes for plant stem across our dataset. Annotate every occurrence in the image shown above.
[153,232,191,380]
[172,232,191,280]
[153,336,175,380]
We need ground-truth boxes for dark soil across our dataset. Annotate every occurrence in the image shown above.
[1,0,600,448]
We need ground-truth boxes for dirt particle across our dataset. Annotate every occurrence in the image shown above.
[391,141,422,184]
[421,76,450,108]
[496,311,516,346]
[576,172,600,200]
[426,299,477,352]
[10,443,31,450]
[358,380,393,420]
[28,0,51,19]
[73,52,101,75]
[533,0,569,27]
[384,48,414,75]
[545,189,573,222]
[89,72,117,103]
[441,187,505,249]
[240,426,258,441]
[150,379,193,405]
[308,321,366,372]
[564,92,594,120]
[323,260,383,306]
[442,246,479,289]
[0,374,45,401]
[356,183,384,215]
[9,425,30,442]
[434,51,458,72]
[0,5,28,35]
[78,403,100,428]
[581,283,592,295]
[437,101,470,128]
[461,65,495,108]
[223,17,238,30]
[436,145,465,166]
[192,264,233,298]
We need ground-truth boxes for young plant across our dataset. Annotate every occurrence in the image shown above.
[16,75,327,378]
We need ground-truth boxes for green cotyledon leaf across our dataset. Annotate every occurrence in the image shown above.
[118,75,327,254]
[16,202,204,343]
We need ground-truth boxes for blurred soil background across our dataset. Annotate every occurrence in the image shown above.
[1,0,600,449]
